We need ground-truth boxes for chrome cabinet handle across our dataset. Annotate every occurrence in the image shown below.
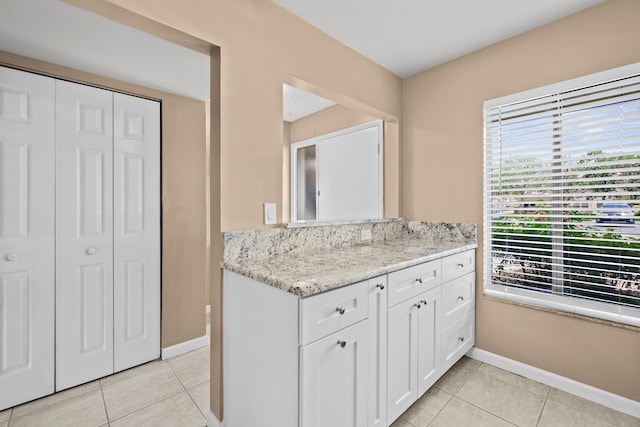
[376,283,385,290]
[420,299,427,305]
[457,262,465,267]
[457,296,465,301]
[86,247,97,255]
[458,337,465,343]
[416,277,423,284]
[5,253,19,262]
[337,340,346,348]
[413,303,422,309]
[336,306,346,315]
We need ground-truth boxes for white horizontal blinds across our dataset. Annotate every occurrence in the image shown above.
[485,71,640,321]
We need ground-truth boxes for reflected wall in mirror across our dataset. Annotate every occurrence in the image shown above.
[283,83,384,224]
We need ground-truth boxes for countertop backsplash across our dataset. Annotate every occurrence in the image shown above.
[222,220,477,264]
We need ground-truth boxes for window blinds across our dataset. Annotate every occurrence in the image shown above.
[484,64,640,326]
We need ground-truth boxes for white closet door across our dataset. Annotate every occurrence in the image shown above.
[113,93,160,372]
[55,80,114,391]
[0,66,55,410]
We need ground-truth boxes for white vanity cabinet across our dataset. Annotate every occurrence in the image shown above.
[387,264,442,422]
[300,320,369,427]
[386,250,475,425]
[223,247,475,427]
[299,279,371,427]
[223,270,386,427]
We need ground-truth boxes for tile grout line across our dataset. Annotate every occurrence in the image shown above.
[535,387,552,427]
[423,390,454,427]
[166,360,207,422]
[99,380,110,425]
[104,362,185,424]
[450,362,522,427]
[456,362,551,427]
[423,359,482,426]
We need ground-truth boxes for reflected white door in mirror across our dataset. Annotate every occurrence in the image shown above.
[291,120,383,222]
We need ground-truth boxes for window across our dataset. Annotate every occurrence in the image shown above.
[484,63,640,327]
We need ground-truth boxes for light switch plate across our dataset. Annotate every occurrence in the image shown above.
[264,203,276,225]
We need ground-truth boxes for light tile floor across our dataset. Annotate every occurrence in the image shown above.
[1,353,638,426]
[1,345,210,427]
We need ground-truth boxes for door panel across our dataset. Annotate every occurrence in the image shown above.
[113,93,160,371]
[317,122,381,221]
[0,66,55,410]
[386,297,418,424]
[368,277,387,427]
[300,320,369,427]
[55,80,114,391]
[417,287,441,396]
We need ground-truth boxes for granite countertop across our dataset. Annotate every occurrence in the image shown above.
[223,238,477,297]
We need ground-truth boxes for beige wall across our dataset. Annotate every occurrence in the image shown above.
[74,0,402,418]
[288,104,377,144]
[0,50,208,349]
[402,0,640,401]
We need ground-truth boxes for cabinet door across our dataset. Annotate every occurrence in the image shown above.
[0,66,55,410]
[386,297,419,423]
[368,277,387,427]
[417,286,441,396]
[113,93,160,372]
[300,320,369,427]
[55,80,114,391]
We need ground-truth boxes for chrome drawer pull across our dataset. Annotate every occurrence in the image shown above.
[457,262,464,267]
[420,299,427,305]
[416,277,423,284]
[413,302,422,309]
[337,340,346,348]
[336,306,346,315]
[5,253,19,262]
[457,296,465,301]
[376,283,385,290]
[458,336,465,343]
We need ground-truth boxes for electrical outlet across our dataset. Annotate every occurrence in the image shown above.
[360,229,372,241]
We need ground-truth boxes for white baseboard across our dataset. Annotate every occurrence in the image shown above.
[467,348,640,419]
[207,410,224,427]
[161,335,209,359]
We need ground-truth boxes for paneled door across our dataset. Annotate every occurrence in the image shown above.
[55,80,114,391]
[386,298,419,423]
[300,320,369,427]
[113,93,160,372]
[417,287,441,395]
[0,66,55,410]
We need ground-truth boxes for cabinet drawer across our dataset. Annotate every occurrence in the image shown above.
[300,280,368,345]
[442,250,475,283]
[441,310,474,371]
[442,273,475,327]
[387,259,441,307]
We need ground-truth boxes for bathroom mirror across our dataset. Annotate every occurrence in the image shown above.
[283,83,386,224]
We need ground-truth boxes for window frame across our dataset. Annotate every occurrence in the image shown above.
[483,62,640,327]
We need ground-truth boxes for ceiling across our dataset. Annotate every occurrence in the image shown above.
[0,0,210,101]
[283,84,336,122]
[0,0,606,111]
[271,0,606,78]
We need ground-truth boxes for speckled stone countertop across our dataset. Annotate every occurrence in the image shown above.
[224,238,476,297]
[222,222,477,297]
